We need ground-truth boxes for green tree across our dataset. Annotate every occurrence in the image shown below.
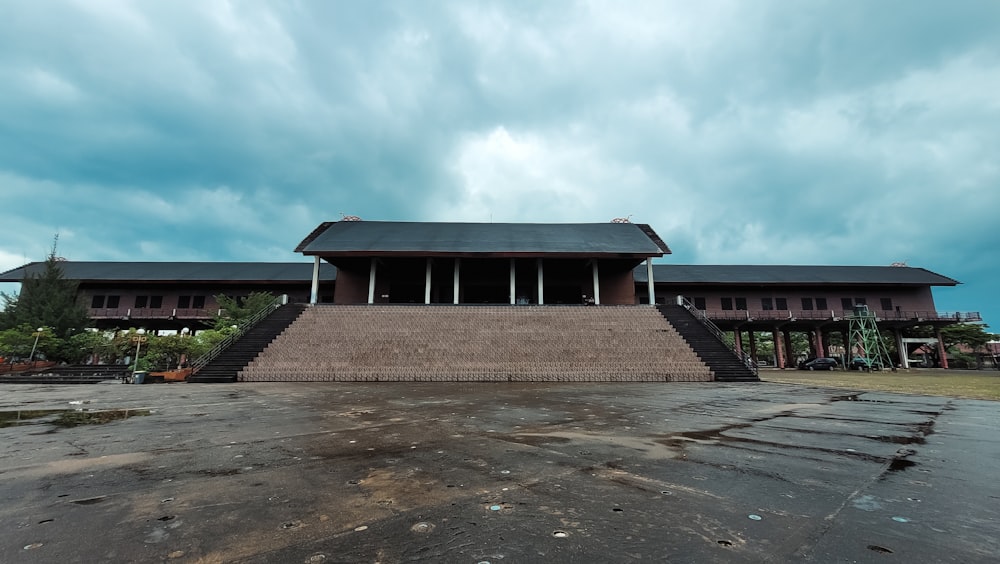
[146,333,197,370]
[212,292,276,329]
[0,241,90,339]
[64,330,119,365]
[0,325,43,361]
[187,328,231,358]
[939,323,994,352]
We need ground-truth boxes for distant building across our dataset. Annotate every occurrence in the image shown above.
[1,221,979,370]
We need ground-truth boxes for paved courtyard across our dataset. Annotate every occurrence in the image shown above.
[1,381,997,563]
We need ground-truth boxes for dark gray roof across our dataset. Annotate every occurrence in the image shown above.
[0,262,336,283]
[634,264,959,286]
[296,221,670,257]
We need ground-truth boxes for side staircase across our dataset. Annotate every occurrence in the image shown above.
[189,303,307,383]
[656,304,759,382]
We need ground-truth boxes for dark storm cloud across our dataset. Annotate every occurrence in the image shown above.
[0,0,997,324]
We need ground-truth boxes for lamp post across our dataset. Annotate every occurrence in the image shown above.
[179,327,190,368]
[131,328,147,379]
[28,327,44,365]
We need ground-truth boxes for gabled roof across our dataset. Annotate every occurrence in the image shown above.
[296,221,671,258]
[634,264,959,286]
[0,262,337,283]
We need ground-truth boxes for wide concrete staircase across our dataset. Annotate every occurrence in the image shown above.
[189,304,308,383]
[239,305,715,382]
[656,304,759,382]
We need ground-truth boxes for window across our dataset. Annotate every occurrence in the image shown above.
[841,298,853,311]
[177,296,191,309]
[802,297,814,311]
[135,296,148,308]
[775,297,787,310]
[106,295,120,308]
[149,296,163,309]
[855,297,867,306]
[815,298,827,310]
[880,298,893,311]
[735,297,747,311]
[761,298,773,310]
[91,295,105,308]
[693,297,706,310]
[721,297,733,311]
[192,295,206,309]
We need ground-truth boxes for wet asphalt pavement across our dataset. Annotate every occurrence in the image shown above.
[0,381,997,563]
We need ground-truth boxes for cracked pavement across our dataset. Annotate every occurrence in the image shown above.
[1,381,997,563]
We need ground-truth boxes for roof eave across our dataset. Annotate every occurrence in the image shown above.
[303,250,663,259]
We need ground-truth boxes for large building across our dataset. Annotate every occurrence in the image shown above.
[0,220,979,373]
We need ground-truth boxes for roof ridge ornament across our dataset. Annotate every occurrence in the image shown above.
[611,215,632,224]
[339,213,362,222]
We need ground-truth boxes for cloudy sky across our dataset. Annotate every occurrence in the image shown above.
[1,0,997,325]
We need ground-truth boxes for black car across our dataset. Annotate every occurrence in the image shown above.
[850,357,883,371]
[798,357,839,371]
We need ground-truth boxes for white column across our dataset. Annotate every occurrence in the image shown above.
[425,258,432,305]
[591,260,601,305]
[646,258,655,305]
[896,329,908,369]
[509,258,516,305]
[310,256,320,304]
[453,258,460,304]
[367,258,377,304]
[537,258,545,305]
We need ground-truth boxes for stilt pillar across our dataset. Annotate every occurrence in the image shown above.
[774,330,785,369]
[936,328,949,369]
[784,331,794,368]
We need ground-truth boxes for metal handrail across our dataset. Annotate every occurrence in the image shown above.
[697,309,982,323]
[676,296,758,376]
[190,295,285,373]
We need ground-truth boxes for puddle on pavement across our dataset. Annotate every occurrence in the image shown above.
[0,409,150,428]
[512,431,681,460]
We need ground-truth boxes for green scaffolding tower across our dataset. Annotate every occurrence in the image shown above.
[847,304,892,371]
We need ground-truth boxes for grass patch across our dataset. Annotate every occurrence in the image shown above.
[762,369,1000,401]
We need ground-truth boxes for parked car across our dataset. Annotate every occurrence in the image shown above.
[798,357,840,371]
[850,357,883,371]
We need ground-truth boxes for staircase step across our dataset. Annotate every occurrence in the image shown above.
[655,305,759,382]
[188,304,307,383]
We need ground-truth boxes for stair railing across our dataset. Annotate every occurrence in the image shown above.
[675,296,758,377]
[190,295,287,374]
